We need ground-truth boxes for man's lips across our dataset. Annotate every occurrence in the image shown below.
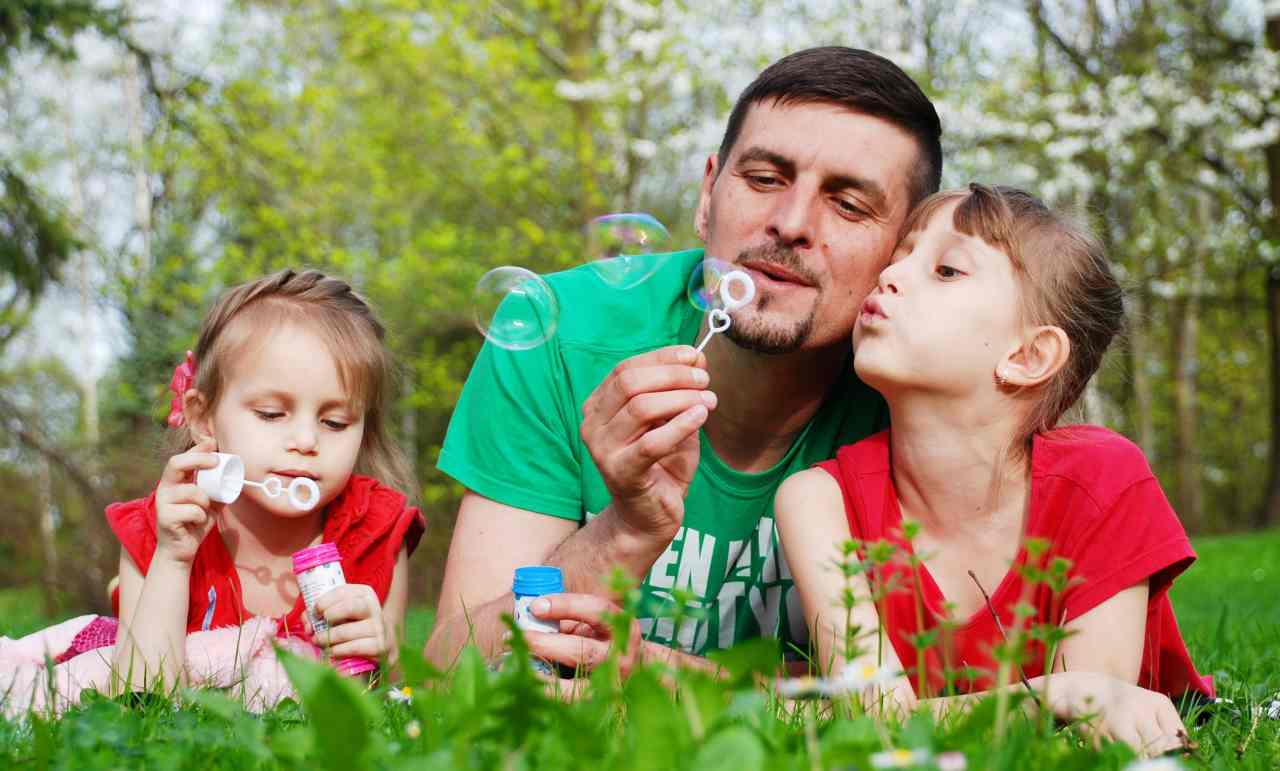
[740,260,815,288]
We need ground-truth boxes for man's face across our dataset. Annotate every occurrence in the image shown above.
[695,99,921,354]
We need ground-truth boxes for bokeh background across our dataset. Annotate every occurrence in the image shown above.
[2,0,1278,616]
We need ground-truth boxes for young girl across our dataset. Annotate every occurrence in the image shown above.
[2,269,424,712]
[776,184,1212,755]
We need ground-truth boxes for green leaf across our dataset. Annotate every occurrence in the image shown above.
[277,648,378,769]
[691,726,766,771]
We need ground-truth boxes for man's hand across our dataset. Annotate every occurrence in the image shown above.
[521,593,643,683]
[580,345,715,543]
[1048,671,1189,757]
[154,439,222,565]
[312,584,390,660]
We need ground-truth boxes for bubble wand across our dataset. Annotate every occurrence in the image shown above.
[694,269,755,353]
[197,453,321,511]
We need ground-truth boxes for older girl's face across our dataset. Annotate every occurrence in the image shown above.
[851,200,1024,399]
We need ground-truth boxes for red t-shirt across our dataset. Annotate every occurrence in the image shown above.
[816,426,1213,700]
[106,475,426,640]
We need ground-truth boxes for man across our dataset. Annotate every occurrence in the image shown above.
[426,46,942,673]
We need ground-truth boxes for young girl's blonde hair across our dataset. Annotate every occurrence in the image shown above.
[175,268,415,498]
[899,183,1126,449]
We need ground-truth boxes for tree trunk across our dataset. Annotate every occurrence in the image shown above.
[1258,8,1280,528]
[36,455,60,616]
[1129,281,1157,460]
[1171,235,1204,531]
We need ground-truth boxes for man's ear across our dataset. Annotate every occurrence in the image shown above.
[182,390,216,446]
[998,326,1070,388]
[694,153,719,242]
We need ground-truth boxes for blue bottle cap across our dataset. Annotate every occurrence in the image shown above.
[512,565,564,596]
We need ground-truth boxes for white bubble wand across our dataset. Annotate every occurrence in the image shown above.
[197,453,321,511]
[694,269,755,353]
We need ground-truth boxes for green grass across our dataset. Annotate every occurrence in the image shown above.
[2,531,1278,770]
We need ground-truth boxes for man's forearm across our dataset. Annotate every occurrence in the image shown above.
[424,594,513,668]
[547,504,673,595]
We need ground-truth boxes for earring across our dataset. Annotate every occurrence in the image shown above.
[995,370,1009,387]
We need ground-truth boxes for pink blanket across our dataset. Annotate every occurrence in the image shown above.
[0,615,321,718]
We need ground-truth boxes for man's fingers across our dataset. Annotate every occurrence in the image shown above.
[611,404,708,473]
[529,593,620,628]
[525,631,612,669]
[601,389,715,443]
[585,348,708,422]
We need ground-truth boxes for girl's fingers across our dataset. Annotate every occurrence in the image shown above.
[314,619,376,647]
[163,483,212,510]
[316,586,379,626]
[160,450,221,484]
[164,503,212,528]
[327,635,385,658]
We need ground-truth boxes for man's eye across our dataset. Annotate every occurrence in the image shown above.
[255,410,283,421]
[936,265,962,279]
[835,198,866,218]
[747,174,781,188]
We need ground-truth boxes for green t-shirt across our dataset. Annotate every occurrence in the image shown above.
[439,248,887,656]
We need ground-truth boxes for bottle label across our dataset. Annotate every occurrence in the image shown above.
[297,561,346,634]
[514,595,558,675]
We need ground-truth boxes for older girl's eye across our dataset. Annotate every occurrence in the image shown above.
[322,419,350,431]
[936,265,963,279]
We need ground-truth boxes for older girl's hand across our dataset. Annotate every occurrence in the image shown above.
[1050,671,1188,757]
[311,584,389,660]
[154,439,222,565]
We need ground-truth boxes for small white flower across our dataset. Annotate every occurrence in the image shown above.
[836,662,900,690]
[936,752,967,771]
[870,748,931,768]
[405,720,422,739]
[1122,758,1183,771]
[387,686,413,704]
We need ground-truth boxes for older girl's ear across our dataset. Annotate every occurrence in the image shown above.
[997,326,1070,388]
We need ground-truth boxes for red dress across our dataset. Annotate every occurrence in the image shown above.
[816,426,1213,700]
[106,475,425,640]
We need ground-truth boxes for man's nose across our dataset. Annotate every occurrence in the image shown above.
[765,184,817,250]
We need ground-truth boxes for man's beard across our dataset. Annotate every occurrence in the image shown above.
[723,243,820,355]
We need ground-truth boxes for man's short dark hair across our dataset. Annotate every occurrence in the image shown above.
[717,46,943,208]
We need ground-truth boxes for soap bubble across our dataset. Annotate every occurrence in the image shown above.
[472,267,560,351]
[685,257,735,312]
[586,213,672,289]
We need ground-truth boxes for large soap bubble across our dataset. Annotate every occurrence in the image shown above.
[586,212,672,289]
[472,266,560,351]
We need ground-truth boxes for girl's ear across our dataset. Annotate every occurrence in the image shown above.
[183,390,216,446]
[997,326,1070,388]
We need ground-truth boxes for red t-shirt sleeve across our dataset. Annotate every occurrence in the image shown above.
[105,493,159,575]
[1060,476,1195,623]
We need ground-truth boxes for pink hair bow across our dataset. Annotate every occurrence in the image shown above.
[167,350,197,428]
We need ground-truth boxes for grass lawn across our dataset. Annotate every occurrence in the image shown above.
[2,529,1278,769]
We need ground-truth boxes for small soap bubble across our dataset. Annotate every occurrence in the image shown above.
[686,257,734,312]
[586,212,671,289]
[472,266,560,351]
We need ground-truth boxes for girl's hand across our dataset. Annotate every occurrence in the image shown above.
[154,439,222,565]
[311,584,388,659]
[1049,671,1188,756]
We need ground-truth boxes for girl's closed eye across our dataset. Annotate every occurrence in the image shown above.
[254,409,284,421]
[322,418,351,431]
